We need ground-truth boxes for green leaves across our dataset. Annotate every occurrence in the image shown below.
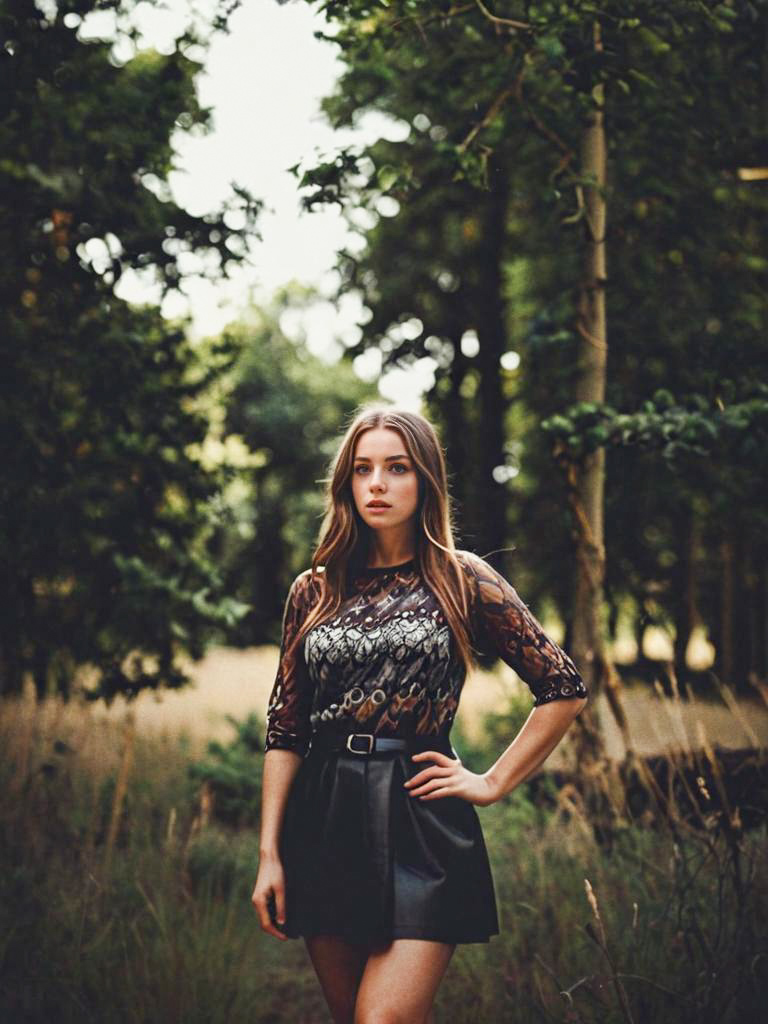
[0,1,261,703]
[541,385,768,468]
[377,163,399,190]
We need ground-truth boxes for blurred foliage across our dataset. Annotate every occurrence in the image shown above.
[2,0,767,708]
[187,712,264,830]
[284,0,768,691]
[214,290,379,646]
[0,0,260,701]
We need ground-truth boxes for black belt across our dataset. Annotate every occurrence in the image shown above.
[309,730,454,758]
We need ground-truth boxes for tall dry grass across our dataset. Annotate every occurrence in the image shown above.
[0,685,766,1023]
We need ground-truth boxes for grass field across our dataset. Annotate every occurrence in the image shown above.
[1,651,766,1023]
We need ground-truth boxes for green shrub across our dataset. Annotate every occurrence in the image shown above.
[187,712,265,829]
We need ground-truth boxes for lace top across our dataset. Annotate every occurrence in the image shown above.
[263,549,588,757]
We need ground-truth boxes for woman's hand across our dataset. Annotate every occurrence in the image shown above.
[251,852,290,941]
[404,750,499,807]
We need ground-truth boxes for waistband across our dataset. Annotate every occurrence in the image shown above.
[308,729,455,758]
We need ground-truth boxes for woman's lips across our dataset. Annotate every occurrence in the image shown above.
[367,504,391,511]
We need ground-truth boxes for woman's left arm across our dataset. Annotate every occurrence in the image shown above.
[406,551,588,807]
[482,695,587,802]
[407,695,586,806]
[460,550,589,802]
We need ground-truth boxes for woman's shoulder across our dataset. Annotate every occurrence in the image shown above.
[454,548,481,567]
[453,548,495,580]
[288,566,325,603]
[452,549,517,606]
[451,549,490,602]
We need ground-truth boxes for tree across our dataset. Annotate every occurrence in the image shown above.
[215,287,380,645]
[0,0,260,700]
[288,0,768,760]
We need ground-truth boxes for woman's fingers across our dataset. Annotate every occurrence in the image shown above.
[405,761,493,804]
[411,750,453,766]
[417,785,458,801]
[405,751,457,790]
[406,764,459,797]
[404,765,453,791]
[408,777,457,798]
[274,889,286,928]
[252,884,290,941]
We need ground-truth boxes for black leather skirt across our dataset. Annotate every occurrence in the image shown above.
[276,729,500,945]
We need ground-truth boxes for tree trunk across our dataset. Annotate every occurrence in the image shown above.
[754,545,768,688]
[732,529,753,693]
[440,333,471,539]
[672,503,697,690]
[569,21,630,762]
[719,534,735,687]
[473,160,510,562]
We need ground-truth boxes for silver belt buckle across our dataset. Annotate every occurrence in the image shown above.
[346,733,374,755]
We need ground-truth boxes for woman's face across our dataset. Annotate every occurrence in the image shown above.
[350,427,420,533]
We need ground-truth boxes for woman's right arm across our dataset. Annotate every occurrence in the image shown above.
[259,749,303,860]
[255,749,303,939]
[252,571,316,939]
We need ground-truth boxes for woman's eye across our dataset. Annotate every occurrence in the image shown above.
[354,464,408,474]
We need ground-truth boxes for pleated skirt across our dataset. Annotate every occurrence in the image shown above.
[277,730,500,945]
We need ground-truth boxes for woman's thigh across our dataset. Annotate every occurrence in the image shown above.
[304,934,370,1024]
[353,938,456,1024]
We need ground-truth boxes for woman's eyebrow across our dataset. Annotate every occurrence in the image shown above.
[354,454,411,462]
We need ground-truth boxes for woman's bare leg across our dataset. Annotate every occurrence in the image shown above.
[304,934,370,1024]
[353,938,456,1023]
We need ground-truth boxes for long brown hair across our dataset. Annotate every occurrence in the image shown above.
[296,403,480,672]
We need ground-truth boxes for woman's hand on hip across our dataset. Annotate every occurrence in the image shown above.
[404,750,500,807]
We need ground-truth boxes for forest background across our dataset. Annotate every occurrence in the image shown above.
[1,1,767,1022]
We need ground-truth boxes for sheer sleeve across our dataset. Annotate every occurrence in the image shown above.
[264,570,317,756]
[458,550,588,707]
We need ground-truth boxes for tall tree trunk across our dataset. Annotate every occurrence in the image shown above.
[755,545,768,690]
[715,525,757,695]
[672,503,697,690]
[569,22,630,762]
[473,160,510,563]
[719,534,735,687]
[439,333,471,539]
[732,529,752,694]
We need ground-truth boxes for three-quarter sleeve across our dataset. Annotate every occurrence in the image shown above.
[264,570,316,756]
[458,550,588,707]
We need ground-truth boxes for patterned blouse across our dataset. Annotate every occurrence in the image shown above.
[263,549,588,757]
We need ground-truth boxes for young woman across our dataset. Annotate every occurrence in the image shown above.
[252,405,588,1024]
